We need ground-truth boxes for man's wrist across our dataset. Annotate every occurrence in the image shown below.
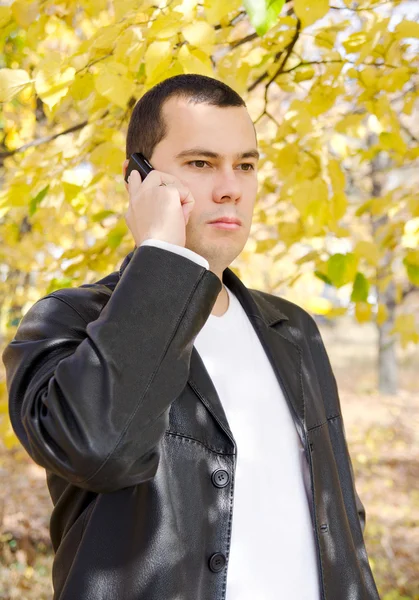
[139,239,209,270]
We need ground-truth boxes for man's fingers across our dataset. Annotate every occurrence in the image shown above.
[139,170,178,190]
[129,169,194,207]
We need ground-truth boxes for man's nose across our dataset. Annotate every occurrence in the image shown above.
[212,169,241,203]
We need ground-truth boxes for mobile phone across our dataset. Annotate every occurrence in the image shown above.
[125,153,154,183]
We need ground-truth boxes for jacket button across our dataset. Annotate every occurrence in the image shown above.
[211,469,230,488]
[208,553,226,572]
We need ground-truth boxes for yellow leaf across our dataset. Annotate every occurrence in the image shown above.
[376,303,388,326]
[70,72,95,101]
[330,192,347,222]
[174,0,199,18]
[403,92,416,115]
[94,62,135,109]
[308,82,341,116]
[0,69,32,102]
[92,23,124,51]
[149,14,184,40]
[34,54,75,109]
[0,6,12,28]
[90,142,125,174]
[342,31,367,53]
[380,67,410,92]
[328,159,345,193]
[335,113,365,135]
[62,182,83,204]
[359,66,378,89]
[275,144,299,176]
[233,62,252,96]
[114,27,143,67]
[255,238,278,254]
[314,30,336,49]
[355,302,372,323]
[404,249,419,266]
[379,131,407,155]
[183,21,216,53]
[390,313,419,348]
[277,221,304,247]
[203,0,241,25]
[178,45,214,77]
[285,100,313,135]
[305,297,333,315]
[294,0,329,28]
[354,240,380,267]
[113,0,151,21]
[325,307,348,318]
[79,0,108,17]
[11,0,39,28]
[144,41,172,82]
[294,65,315,82]
[6,183,31,208]
[395,20,419,39]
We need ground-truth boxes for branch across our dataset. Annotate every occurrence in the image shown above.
[215,10,247,31]
[400,122,419,144]
[402,283,418,300]
[330,1,392,10]
[279,58,412,75]
[230,32,258,50]
[0,111,109,160]
[248,17,302,93]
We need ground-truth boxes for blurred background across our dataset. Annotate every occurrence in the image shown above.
[0,0,418,598]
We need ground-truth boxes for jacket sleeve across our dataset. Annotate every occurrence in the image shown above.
[2,245,222,493]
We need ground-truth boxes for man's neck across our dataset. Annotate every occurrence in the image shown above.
[211,284,229,317]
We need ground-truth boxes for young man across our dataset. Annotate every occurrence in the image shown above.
[2,74,379,600]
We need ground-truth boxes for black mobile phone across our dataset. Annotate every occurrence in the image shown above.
[125,152,154,183]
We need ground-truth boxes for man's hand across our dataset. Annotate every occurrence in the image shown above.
[125,169,195,248]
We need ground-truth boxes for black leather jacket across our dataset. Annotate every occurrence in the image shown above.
[2,245,380,600]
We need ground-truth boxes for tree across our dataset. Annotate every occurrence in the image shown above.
[1,0,418,449]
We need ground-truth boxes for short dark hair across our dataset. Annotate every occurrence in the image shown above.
[126,74,247,160]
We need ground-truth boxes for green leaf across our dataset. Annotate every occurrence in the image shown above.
[107,220,127,249]
[29,185,49,217]
[91,210,116,223]
[46,277,73,294]
[404,262,419,286]
[350,272,370,303]
[327,253,358,288]
[314,270,332,286]
[243,0,286,36]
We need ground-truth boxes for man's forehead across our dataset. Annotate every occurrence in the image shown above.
[162,95,252,123]
[162,96,256,144]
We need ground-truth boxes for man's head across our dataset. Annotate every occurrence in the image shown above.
[123,74,259,275]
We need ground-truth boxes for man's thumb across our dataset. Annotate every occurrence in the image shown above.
[128,169,142,192]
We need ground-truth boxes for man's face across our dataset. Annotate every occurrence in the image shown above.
[145,96,259,273]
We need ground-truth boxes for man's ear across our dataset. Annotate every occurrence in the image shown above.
[122,158,129,190]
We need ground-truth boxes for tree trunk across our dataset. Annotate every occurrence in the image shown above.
[377,279,398,394]
[369,138,398,394]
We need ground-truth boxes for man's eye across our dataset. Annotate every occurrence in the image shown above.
[188,161,255,170]
[189,160,208,168]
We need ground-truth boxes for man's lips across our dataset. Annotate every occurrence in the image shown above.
[208,217,242,226]
[208,221,241,230]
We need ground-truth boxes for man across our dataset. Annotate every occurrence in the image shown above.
[2,74,379,600]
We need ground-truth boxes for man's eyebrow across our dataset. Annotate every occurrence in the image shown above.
[175,148,260,161]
